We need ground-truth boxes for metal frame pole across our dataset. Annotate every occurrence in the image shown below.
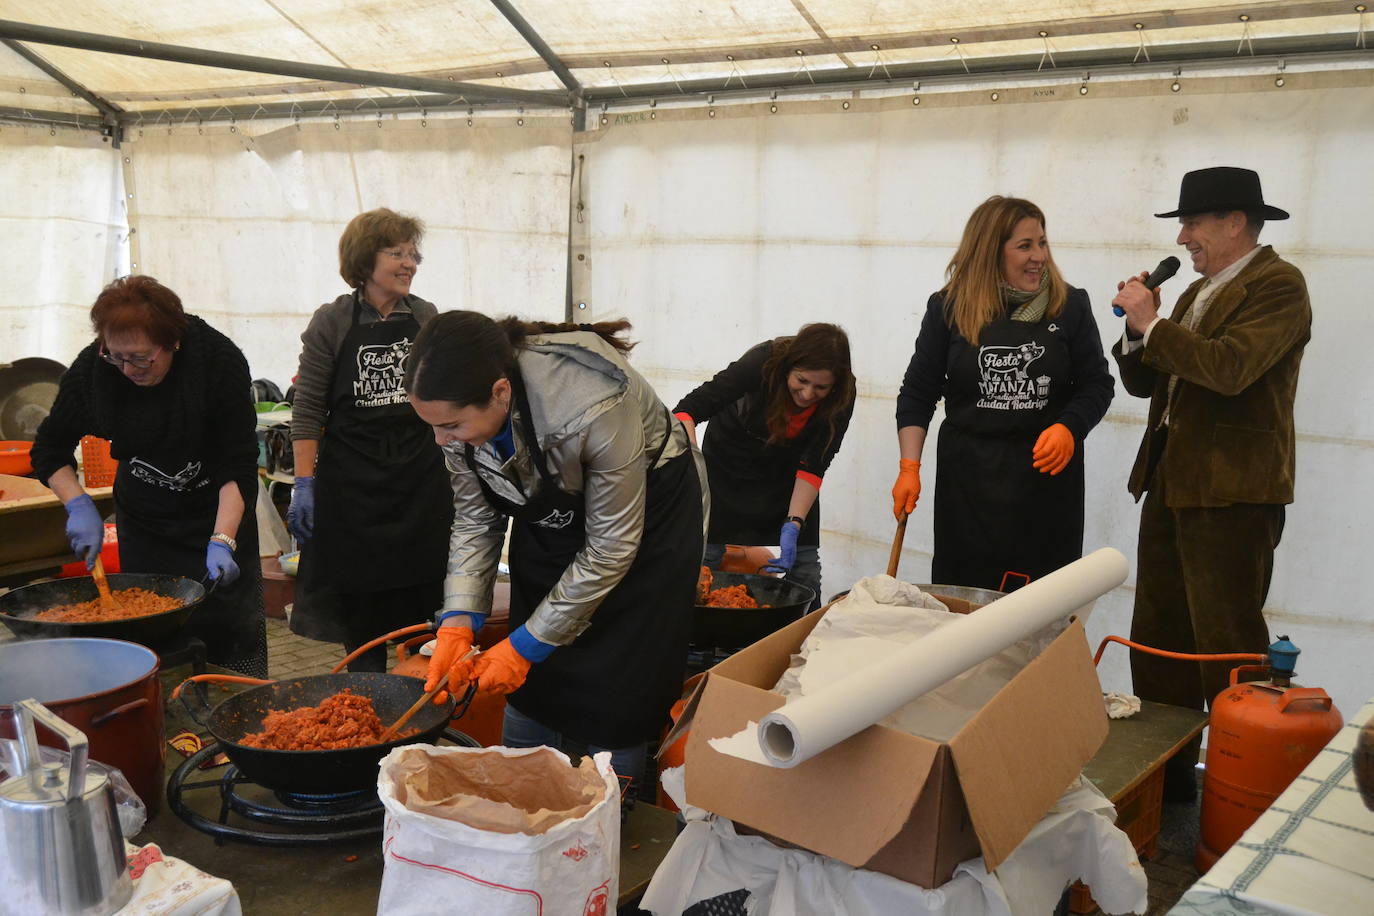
[0,19,569,108]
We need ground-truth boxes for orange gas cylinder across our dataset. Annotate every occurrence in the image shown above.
[656,674,704,812]
[1197,638,1343,872]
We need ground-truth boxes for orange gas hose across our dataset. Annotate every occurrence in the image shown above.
[1093,634,1266,668]
[330,622,434,673]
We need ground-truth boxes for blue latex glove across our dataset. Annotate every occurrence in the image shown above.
[761,519,801,575]
[508,624,557,663]
[206,540,240,586]
[287,476,314,542]
[63,494,105,570]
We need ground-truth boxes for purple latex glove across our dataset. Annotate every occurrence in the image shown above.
[206,540,240,586]
[63,493,104,570]
[760,519,801,575]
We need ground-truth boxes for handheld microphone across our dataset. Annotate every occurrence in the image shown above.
[1113,255,1181,317]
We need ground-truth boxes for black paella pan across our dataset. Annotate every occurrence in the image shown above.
[173,672,458,794]
[0,572,209,645]
[693,570,816,650]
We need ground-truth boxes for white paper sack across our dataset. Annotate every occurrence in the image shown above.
[753,549,1127,767]
[376,745,620,916]
[643,767,1147,916]
[773,576,1065,743]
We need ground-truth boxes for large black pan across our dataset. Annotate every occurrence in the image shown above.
[0,573,207,645]
[693,571,816,651]
[177,672,458,794]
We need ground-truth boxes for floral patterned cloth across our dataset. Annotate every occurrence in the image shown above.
[116,842,241,916]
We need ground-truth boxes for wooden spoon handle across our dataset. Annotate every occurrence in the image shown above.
[887,514,908,578]
[92,555,117,609]
[381,672,449,743]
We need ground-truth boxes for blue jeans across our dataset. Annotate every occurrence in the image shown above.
[501,704,647,787]
[703,542,822,611]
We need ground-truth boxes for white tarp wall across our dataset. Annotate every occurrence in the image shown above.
[119,115,572,385]
[576,71,1374,716]
[0,126,128,359]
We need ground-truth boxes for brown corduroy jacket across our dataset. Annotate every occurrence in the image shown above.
[1112,246,1311,507]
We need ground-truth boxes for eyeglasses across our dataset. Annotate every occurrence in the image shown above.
[99,346,161,370]
[379,247,423,265]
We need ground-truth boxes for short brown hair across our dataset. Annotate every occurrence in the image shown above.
[90,275,188,350]
[338,208,424,288]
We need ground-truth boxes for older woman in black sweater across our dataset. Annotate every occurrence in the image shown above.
[31,275,267,676]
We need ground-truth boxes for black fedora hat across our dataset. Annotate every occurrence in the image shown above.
[1155,166,1290,220]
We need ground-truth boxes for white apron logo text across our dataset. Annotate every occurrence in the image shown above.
[129,458,208,492]
[975,342,1050,411]
[353,338,411,408]
[534,509,575,529]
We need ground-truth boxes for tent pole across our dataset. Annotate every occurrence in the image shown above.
[488,0,580,93]
[0,18,569,108]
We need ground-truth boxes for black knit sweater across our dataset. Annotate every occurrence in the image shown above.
[32,315,260,501]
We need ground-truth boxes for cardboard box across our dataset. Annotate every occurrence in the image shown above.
[677,596,1108,888]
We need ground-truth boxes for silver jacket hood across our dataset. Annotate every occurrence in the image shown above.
[439,331,707,645]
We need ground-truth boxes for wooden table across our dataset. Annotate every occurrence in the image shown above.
[1082,699,1208,811]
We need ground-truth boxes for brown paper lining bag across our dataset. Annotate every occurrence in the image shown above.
[388,746,609,835]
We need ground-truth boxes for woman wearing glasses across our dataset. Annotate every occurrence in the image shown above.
[285,208,453,670]
[31,275,268,675]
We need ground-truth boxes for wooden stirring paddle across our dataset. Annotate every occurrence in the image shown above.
[92,554,118,611]
[379,646,479,741]
[887,513,908,578]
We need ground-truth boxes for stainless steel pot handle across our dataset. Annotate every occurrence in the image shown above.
[89,697,150,729]
[14,699,88,801]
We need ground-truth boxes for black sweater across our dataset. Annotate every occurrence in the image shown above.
[32,315,260,502]
[895,288,1114,442]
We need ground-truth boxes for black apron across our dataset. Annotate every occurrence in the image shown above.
[463,369,702,748]
[293,298,452,639]
[701,404,820,547]
[114,450,265,675]
[932,315,1085,591]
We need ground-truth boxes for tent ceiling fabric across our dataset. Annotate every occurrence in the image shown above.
[0,0,1367,121]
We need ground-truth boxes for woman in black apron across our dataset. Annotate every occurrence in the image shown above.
[31,275,267,675]
[673,324,855,609]
[894,196,1115,590]
[405,311,703,785]
[287,210,452,671]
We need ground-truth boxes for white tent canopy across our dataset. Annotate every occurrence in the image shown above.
[1,2,1371,715]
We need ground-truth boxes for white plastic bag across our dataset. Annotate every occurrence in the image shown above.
[377,744,620,916]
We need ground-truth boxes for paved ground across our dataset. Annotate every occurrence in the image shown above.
[264,613,360,679]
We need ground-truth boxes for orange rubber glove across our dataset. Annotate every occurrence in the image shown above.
[424,625,475,705]
[1032,423,1075,476]
[891,459,921,520]
[470,638,533,696]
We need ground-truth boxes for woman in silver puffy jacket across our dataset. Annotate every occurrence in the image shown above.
[405,310,705,785]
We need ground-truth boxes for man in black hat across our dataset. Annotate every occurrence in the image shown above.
[1111,166,1311,801]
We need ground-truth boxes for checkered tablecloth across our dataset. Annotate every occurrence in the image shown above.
[1169,697,1374,915]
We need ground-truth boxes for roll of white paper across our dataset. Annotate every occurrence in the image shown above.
[756,547,1128,768]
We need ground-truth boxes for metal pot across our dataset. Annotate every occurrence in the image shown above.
[0,639,164,815]
[0,573,208,646]
[175,672,457,794]
[693,571,816,650]
[0,699,132,916]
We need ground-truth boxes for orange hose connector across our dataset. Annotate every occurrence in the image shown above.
[1093,635,1266,668]
[330,622,434,673]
